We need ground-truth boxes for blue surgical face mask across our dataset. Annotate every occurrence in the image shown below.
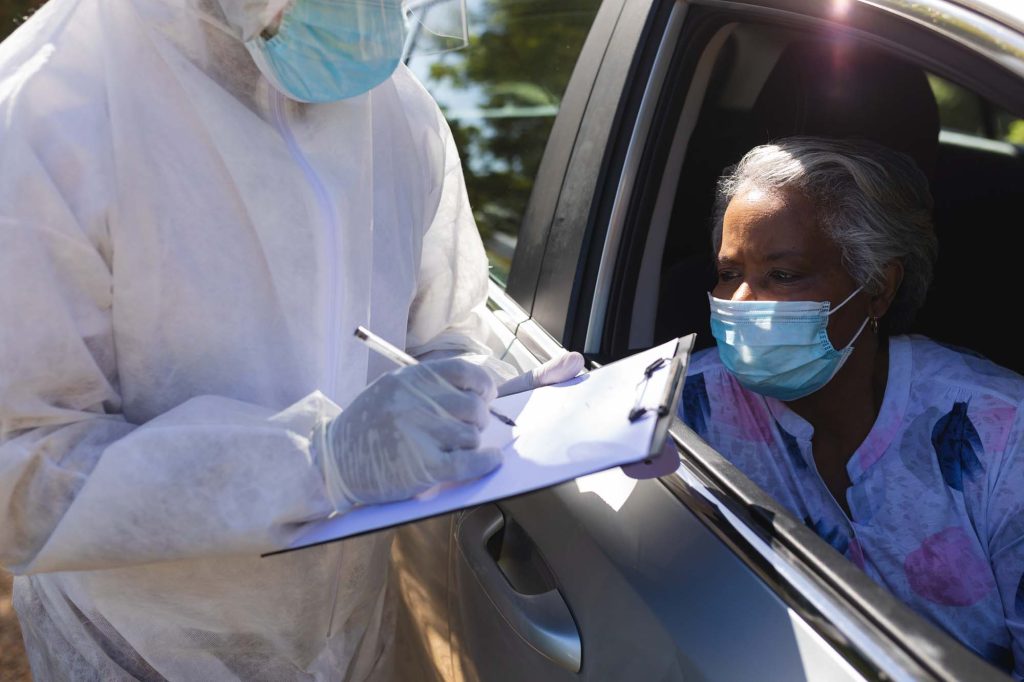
[246,0,407,103]
[709,287,870,401]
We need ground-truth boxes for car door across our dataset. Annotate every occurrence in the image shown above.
[397,0,1024,680]
[392,1,615,678]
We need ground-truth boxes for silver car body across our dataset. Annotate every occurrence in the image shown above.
[393,1,1024,679]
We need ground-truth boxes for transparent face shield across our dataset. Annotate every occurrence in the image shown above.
[403,0,469,58]
[206,1,469,54]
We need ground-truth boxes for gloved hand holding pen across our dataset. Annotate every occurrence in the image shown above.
[314,358,501,513]
[315,326,586,512]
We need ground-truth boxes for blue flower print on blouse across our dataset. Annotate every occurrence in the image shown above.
[681,373,710,435]
[805,516,850,555]
[931,401,983,491]
[1016,572,1024,618]
[777,421,807,470]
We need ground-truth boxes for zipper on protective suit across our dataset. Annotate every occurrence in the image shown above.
[270,89,342,400]
[270,88,347,639]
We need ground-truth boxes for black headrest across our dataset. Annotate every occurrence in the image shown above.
[752,40,940,179]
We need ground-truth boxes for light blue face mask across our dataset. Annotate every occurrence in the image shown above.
[246,0,407,103]
[709,288,870,401]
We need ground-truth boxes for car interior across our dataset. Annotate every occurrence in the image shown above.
[632,20,1024,374]
[604,11,1024,675]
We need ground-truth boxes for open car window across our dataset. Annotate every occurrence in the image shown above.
[928,72,1024,144]
[592,3,1024,679]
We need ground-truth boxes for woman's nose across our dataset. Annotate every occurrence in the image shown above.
[732,282,755,302]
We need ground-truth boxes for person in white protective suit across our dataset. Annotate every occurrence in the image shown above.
[0,0,583,679]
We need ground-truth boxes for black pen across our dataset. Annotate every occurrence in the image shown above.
[354,326,517,427]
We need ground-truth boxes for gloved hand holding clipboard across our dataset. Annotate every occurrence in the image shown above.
[265,334,695,556]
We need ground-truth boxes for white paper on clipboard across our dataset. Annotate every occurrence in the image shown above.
[265,334,694,556]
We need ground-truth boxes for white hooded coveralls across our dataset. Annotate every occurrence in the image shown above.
[0,0,508,678]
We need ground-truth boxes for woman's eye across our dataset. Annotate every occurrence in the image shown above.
[769,270,799,282]
[717,270,739,282]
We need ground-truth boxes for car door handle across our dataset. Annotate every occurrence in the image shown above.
[456,505,582,673]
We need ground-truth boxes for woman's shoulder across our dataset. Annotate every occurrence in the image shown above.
[902,334,1024,404]
[687,346,726,376]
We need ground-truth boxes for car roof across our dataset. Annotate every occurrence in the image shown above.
[952,0,1024,35]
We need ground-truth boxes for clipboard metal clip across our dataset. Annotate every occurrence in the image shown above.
[643,357,667,377]
[628,355,683,422]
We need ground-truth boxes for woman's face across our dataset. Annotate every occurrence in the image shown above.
[714,186,870,347]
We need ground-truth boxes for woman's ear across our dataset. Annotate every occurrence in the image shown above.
[870,260,904,319]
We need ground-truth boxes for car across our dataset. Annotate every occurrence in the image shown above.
[394,0,1024,679]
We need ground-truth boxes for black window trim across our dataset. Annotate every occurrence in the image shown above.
[504,0,630,314]
[525,0,671,345]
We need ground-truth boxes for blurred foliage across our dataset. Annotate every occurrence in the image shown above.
[409,0,601,283]
[928,73,1024,145]
[1,0,47,40]
[928,74,985,136]
[1007,119,1024,144]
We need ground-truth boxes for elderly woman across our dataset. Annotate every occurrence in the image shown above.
[679,136,1023,677]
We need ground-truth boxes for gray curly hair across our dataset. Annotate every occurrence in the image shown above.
[711,136,938,334]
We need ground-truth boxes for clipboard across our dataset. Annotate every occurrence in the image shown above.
[632,332,694,459]
[264,334,695,556]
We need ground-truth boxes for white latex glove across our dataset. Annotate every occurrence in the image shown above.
[315,359,501,512]
[497,351,586,397]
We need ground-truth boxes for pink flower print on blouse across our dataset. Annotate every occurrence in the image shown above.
[904,527,995,606]
[848,538,866,571]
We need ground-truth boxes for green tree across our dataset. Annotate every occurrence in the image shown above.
[410,0,601,281]
[1007,119,1024,145]
[928,73,1024,146]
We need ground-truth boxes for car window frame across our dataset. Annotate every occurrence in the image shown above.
[501,0,632,313]
[521,0,1023,678]
[664,421,1006,681]
[521,0,667,343]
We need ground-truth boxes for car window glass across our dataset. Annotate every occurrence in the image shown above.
[928,72,1024,143]
[994,108,1024,144]
[405,0,602,286]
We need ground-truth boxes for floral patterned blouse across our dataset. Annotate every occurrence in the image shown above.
[680,335,1024,678]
